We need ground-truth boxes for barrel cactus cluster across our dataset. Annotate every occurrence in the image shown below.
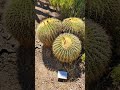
[3,0,118,89]
[37,17,111,87]
[37,17,84,63]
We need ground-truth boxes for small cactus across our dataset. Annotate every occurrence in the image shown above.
[85,19,111,87]
[81,53,85,63]
[62,17,85,41]
[4,0,34,47]
[37,18,63,47]
[52,33,82,63]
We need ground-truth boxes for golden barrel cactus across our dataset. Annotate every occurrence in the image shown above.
[52,33,82,63]
[62,17,85,41]
[37,18,63,47]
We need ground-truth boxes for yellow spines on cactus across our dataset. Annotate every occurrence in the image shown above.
[37,18,63,47]
[62,17,85,41]
[52,33,82,63]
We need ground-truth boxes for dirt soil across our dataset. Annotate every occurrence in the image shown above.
[0,0,22,90]
[35,0,85,90]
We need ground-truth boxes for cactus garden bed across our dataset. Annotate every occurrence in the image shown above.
[35,0,85,90]
[1,0,120,90]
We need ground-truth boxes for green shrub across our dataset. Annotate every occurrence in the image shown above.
[49,0,85,18]
[111,64,120,86]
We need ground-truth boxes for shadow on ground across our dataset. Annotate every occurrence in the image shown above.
[35,0,61,23]
[16,46,35,90]
[42,46,84,82]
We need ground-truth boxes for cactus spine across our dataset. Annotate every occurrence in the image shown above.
[85,19,111,87]
[4,0,34,46]
[62,17,85,41]
[37,18,63,47]
[52,33,82,63]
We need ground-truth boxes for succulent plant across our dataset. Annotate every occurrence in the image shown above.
[49,0,85,18]
[86,0,120,22]
[81,53,85,63]
[86,0,120,62]
[62,17,85,41]
[52,33,82,63]
[4,0,34,47]
[37,18,63,47]
[85,19,111,87]
[111,64,120,86]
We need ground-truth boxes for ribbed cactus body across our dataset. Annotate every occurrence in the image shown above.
[4,0,34,46]
[85,19,111,86]
[52,33,81,63]
[37,18,63,47]
[86,0,120,57]
[86,0,120,22]
[62,17,85,41]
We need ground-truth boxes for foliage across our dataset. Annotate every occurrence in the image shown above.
[49,0,85,18]
[111,64,120,86]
